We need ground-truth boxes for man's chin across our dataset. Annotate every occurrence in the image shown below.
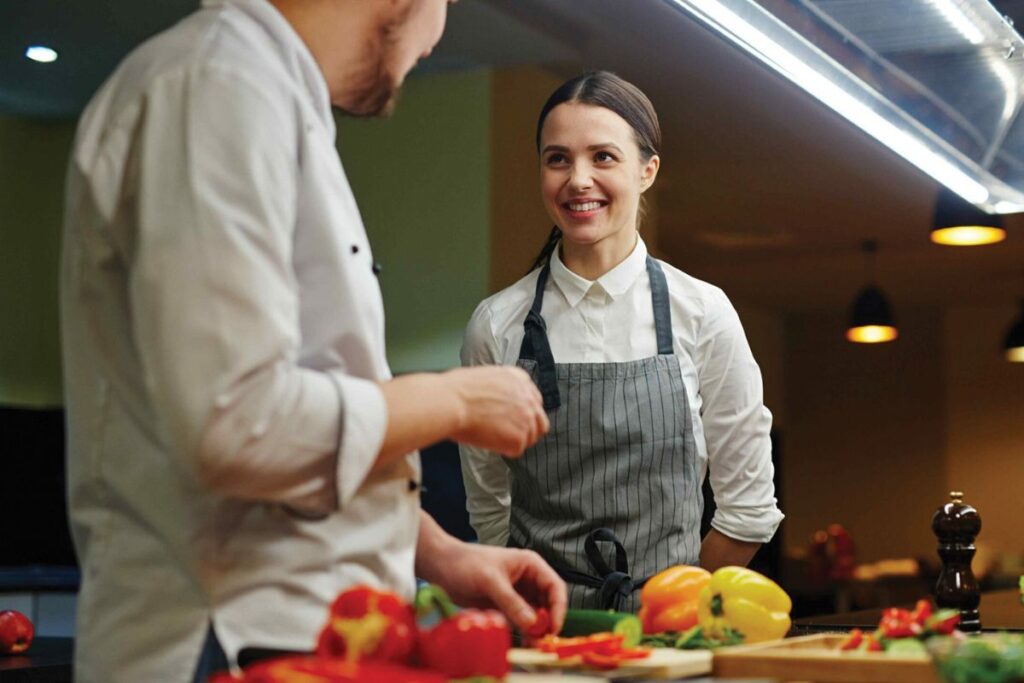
[335,85,401,119]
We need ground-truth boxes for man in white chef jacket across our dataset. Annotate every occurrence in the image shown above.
[59,1,564,681]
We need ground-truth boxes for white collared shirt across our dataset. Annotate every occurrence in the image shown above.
[60,1,419,680]
[460,237,783,548]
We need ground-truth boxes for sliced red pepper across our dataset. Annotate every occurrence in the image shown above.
[925,609,960,635]
[580,651,627,670]
[240,657,447,683]
[861,634,883,652]
[879,606,922,639]
[609,647,652,660]
[839,628,863,651]
[526,607,552,638]
[579,647,651,670]
[910,599,933,626]
[552,633,625,658]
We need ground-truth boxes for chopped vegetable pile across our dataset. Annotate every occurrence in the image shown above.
[838,599,960,656]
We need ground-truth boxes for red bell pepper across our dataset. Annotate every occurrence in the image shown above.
[315,585,417,665]
[414,584,511,679]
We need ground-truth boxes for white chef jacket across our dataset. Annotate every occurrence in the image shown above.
[460,238,783,548]
[60,1,420,681]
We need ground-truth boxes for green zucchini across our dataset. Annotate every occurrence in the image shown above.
[559,609,643,647]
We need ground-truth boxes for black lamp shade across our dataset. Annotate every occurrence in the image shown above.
[1005,301,1024,362]
[932,188,1005,246]
[846,285,898,343]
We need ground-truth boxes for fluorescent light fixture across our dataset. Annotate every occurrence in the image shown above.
[993,201,1024,214]
[25,45,58,63]
[929,0,985,45]
[665,0,1024,209]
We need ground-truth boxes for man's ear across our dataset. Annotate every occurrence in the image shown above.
[641,154,660,192]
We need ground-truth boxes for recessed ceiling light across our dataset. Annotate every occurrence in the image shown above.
[25,46,58,63]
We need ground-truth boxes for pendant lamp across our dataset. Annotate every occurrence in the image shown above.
[931,187,1006,246]
[846,240,898,344]
[1005,300,1024,363]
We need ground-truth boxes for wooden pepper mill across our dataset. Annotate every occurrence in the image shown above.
[931,490,982,632]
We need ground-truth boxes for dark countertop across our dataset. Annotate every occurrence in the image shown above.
[794,588,1024,634]
[0,638,73,683]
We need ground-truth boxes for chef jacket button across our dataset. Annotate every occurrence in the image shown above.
[372,262,382,275]
[351,244,359,254]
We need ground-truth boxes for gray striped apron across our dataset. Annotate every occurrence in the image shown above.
[508,256,701,613]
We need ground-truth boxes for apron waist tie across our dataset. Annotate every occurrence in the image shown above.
[551,528,650,611]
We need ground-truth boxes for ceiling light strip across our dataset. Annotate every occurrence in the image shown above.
[668,0,991,205]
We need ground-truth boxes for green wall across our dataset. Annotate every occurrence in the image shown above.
[336,69,492,373]
[0,117,75,407]
[0,69,492,406]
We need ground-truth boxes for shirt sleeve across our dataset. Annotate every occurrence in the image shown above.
[696,288,784,543]
[457,303,512,546]
[123,64,382,513]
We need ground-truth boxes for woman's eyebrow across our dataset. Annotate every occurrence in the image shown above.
[541,143,623,154]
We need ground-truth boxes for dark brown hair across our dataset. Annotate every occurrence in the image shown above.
[529,71,662,272]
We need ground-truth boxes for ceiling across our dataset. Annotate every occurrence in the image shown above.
[3,0,1023,313]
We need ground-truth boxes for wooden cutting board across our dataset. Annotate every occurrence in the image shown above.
[509,647,712,679]
[712,633,941,683]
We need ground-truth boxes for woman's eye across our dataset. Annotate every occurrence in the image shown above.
[595,151,616,163]
[545,153,568,165]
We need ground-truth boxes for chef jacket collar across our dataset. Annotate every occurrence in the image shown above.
[550,236,649,308]
[202,0,334,135]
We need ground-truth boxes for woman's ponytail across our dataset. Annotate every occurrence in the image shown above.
[528,226,562,273]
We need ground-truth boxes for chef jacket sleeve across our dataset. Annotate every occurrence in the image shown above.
[457,302,513,546]
[696,288,784,543]
[125,64,382,513]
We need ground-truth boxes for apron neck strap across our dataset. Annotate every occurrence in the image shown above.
[517,254,675,412]
[520,263,561,411]
[646,256,674,356]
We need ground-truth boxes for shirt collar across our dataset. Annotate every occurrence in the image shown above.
[202,0,334,133]
[549,236,649,308]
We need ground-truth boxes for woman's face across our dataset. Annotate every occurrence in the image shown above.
[539,102,659,256]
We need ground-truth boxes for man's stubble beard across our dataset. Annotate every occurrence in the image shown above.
[338,17,404,118]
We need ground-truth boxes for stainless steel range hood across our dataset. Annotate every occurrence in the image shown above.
[665,0,1024,213]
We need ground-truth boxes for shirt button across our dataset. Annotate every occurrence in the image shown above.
[372,262,382,276]
[351,245,359,254]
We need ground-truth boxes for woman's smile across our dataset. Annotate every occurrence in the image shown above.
[562,198,609,220]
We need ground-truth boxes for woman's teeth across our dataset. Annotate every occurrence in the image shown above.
[568,201,602,212]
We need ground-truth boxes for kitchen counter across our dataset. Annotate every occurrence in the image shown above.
[793,588,1023,634]
[0,637,72,683]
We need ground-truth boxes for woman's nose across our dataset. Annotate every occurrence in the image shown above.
[568,163,593,191]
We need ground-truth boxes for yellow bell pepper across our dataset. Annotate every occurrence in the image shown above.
[697,566,792,643]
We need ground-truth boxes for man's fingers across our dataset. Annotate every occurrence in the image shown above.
[486,571,537,633]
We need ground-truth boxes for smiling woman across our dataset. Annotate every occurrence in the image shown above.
[459,71,784,613]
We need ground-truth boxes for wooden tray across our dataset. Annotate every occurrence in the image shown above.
[510,647,712,679]
[712,633,941,683]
